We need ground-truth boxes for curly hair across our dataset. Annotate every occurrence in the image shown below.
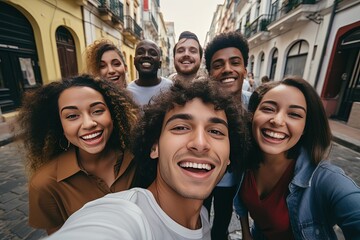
[204,31,249,72]
[85,39,127,76]
[131,79,250,188]
[246,76,332,169]
[18,74,138,175]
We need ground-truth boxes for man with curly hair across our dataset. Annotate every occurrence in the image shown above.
[47,79,249,240]
[203,30,250,240]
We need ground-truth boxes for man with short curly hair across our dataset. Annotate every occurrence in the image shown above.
[47,80,249,240]
[204,31,250,240]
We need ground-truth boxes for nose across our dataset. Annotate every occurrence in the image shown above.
[270,113,285,126]
[223,61,232,73]
[108,64,115,74]
[82,114,97,129]
[187,128,210,154]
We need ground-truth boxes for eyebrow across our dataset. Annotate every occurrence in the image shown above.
[261,100,307,113]
[164,113,228,128]
[60,102,106,113]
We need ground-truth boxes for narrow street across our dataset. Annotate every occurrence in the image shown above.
[1,140,359,239]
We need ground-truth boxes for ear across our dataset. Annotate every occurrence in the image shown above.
[150,142,159,159]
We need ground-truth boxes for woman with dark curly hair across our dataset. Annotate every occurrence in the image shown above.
[18,75,138,234]
[85,39,128,88]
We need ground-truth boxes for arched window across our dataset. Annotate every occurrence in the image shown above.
[270,48,278,80]
[284,40,309,77]
[56,26,78,78]
[258,52,265,78]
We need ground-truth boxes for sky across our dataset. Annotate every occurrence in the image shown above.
[160,0,224,46]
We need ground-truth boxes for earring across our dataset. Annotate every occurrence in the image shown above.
[59,137,70,151]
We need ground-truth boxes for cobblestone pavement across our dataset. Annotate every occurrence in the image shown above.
[0,140,359,239]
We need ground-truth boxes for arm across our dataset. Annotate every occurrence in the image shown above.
[240,215,253,240]
[46,197,153,240]
[316,164,360,238]
[29,179,64,233]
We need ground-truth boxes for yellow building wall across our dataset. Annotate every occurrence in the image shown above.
[7,0,86,84]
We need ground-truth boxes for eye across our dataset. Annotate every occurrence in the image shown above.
[212,62,223,69]
[112,60,122,67]
[176,48,185,53]
[93,109,105,115]
[260,106,275,113]
[289,112,304,119]
[99,63,107,69]
[209,129,225,136]
[171,125,189,131]
[65,114,78,120]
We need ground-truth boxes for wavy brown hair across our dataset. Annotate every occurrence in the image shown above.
[18,74,138,175]
[85,39,127,76]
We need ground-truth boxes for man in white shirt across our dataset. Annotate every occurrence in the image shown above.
[127,39,172,106]
[46,80,248,240]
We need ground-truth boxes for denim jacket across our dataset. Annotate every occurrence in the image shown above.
[234,149,360,239]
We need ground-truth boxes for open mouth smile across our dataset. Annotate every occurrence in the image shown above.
[178,161,214,173]
[80,131,103,141]
[262,129,288,140]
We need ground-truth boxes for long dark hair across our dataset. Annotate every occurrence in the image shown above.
[246,76,332,169]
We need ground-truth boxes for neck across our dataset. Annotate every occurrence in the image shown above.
[77,147,118,173]
[136,75,161,86]
[177,72,197,82]
[148,181,203,230]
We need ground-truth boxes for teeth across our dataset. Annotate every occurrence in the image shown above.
[264,130,285,139]
[109,76,119,80]
[179,162,212,171]
[221,78,235,83]
[182,61,191,64]
[82,132,101,140]
[142,62,151,67]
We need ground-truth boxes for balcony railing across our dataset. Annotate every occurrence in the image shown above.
[281,0,316,15]
[244,14,271,38]
[99,0,124,23]
[151,12,158,31]
[124,15,142,39]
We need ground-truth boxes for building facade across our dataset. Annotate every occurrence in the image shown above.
[0,0,174,119]
[207,0,360,127]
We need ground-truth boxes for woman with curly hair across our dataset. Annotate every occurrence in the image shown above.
[18,75,138,234]
[85,39,128,88]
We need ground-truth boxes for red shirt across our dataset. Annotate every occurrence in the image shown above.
[240,160,296,240]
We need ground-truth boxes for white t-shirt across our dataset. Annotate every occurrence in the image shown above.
[127,77,173,106]
[46,188,211,240]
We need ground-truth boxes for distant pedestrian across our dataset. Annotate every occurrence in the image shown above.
[204,30,250,240]
[85,39,128,88]
[261,75,270,84]
[168,31,204,82]
[127,39,172,106]
[18,75,138,234]
[243,72,256,92]
[45,79,249,240]
[234,76,360,239]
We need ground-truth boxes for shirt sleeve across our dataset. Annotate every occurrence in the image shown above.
[45,197,154,240]
[315,164,360,238]
[29,179,64,230]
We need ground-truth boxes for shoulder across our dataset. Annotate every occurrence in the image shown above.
[49,189,154,239]
[312,161,360,196]
[30,158,59,191]
[160,77,173,86]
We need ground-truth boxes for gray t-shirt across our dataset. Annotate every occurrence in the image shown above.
[127,77,173,106]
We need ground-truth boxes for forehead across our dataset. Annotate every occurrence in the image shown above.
[261,85,307,108]
[101,50,121,60]
[58,86,104,106]
[162,98,227,126]
[136,41,159,51]
[211,47,243,62]
[176,39,200,50]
